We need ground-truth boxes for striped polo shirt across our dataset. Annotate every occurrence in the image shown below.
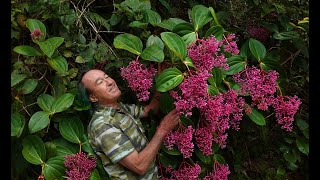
[87,102,158,179]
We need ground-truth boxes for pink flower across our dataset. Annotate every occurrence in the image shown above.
[30,29,44,41]
[64,152,96,180]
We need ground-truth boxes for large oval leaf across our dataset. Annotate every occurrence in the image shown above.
[51,93,75,113]
[13,45,42,56]
[246,107,266,126]
[143,9,161,26]
[140,44,164,62]
[191,5,213,31]
[156,67,184,92]
[26,19,46,38]
[296,138,309,155]
[159,153,179,169]
[273,31,299,40]
[15,78,38,94]
[37,94,55,113]
[205,25,225,40]
[52,138,78,156]
[113,33,143,55]
[43,156,66,180]
[36,37,65,58]
[157,18,187,31]
[11,73,27,87]
[146,35,164,50]
[160,32,187,60]
[172,22,194,36]
[249,38,266,61]
[182,32,197,47]
[59,116,84,144]
[22,135,46,165]
[47,56,68,75]
[11,112,25,137]
[89,169,101,180]
[224,55,246,75]
[296,119,309,131]
[28,111,50,134]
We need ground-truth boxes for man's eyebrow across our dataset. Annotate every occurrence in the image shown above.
[94,75,105,84]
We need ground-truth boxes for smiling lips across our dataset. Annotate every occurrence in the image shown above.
[109,85,116,92]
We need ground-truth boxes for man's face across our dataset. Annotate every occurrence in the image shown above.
[82,69,121,104]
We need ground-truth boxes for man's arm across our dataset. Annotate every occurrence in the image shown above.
[118,109,179,175]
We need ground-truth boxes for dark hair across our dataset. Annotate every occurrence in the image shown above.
[77,66,95,114]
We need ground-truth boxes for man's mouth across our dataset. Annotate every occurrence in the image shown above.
[109,85,115,92]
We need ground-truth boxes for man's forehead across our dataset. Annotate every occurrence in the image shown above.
[82,70,106,83]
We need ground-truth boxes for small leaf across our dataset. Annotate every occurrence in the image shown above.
[184,57,195,68]
[191,5,213,31]
[209,67,222,86]
[205,25,225,40]
[11,73,27,87]
[51,93,75,113]
[89,169,101,180]
[273,31,299,40]
[277,167,286,176]
[43,156,66,180]
[208,85,219,95]
[11,112,25,137]
[140,44,164,62]
[161,145,182,156]
[157,18,187,31]
[156,67,184,92]
[129,21,148,28]
[28,111,50,134]
[283,150,297,164]
[37,94,55,113]
[249,38,266,61]
[159,153,179,169]
[36,37,65,58]
[296,119,309,131]
[59,116,84,144]
[160,32,187,61]
[182,32,197,47]
[13,45,42,56]
[15,79,38,94]
[246,107,266,126]
[213,154,226,164]
[195,149,209,163]
[22,135,46,165]
[172,22,194,36]
[47,56,68,75]
[224,55,246,75]
[143,9,161,26]
[26,19,46,38]
[113,33,143,55]
[296,138,309,155]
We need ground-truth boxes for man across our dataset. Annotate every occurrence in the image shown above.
[81,69,180,179]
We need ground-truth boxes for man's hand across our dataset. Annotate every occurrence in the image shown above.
[157,109,180,136]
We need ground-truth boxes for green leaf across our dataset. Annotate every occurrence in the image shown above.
[213,154,226,164]
[11,112,25,137]
[159,92,175,114]
[143,9,161,26]
[53,138,78,156]
[273,31,299,40]
[182,32,197,47]
[277,167,286,176]
[51,93,75,113]
[180,116,194,127]
[191,5,213,31]
[283,150,297,164]
[37,94,55,113]
[59,116,84,144]
[146,35,164,50]
[36,37,65,58]
[208,85,219,95]
[209,68,223,86]
[260,21,279,33]
[47,56,68,75]
[13,45,42,56]
[15,79,38,94]
[249,38,266,61]
[157,18,187,31]
[159,153,179,169]
[26,19,46,38]
[296,138,309,155]
[43,156,66,180]
[78,32,86,44]
[113,33,143,55]
[89,169,101,180]
[195,149,210,163]
[129,21,148,28]
[160,32,187,61]
[22,135,46,165]
[224,55,246,75]
[208,7,221,26]
[161,145,182,156]
[11,73,27,87]
[184,57,195,68]
[204,25,225,40]
[172,22,194,36]
[140,44,164,62]
[28,111,50,134]
[240,39,251,58]
[156,67,184,92]
[246,107,266,126]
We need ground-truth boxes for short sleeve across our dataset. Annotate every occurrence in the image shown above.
[95,124,135,163]
[127,104,145,118]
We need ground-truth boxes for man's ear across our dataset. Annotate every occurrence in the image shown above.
[89,94,98,102]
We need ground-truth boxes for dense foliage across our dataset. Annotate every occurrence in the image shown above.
[11,0,309,179]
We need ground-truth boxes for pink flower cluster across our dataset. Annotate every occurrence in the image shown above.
[64,152,96,180]
[164,125,194,158]
[30,29,44,41]
[247,24,270,42]
[194,126,214,156]
[272,95,302,131]
[120,59,156,101]
[203,162,230,180]
[170,70,212,116]
[188,34,239,72]
[161,162,201,180]
[233,67,302,132]
[233,66,278,111]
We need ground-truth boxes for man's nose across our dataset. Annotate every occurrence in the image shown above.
[105,78,114,85]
